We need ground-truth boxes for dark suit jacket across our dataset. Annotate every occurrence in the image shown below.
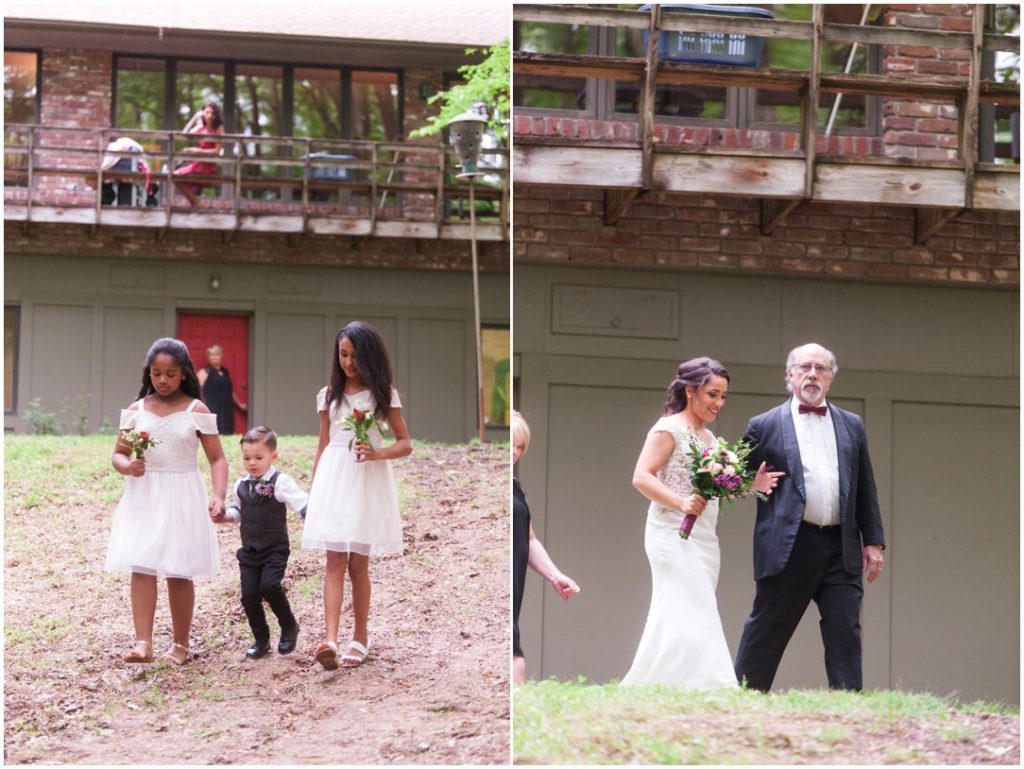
[742,399,885,580]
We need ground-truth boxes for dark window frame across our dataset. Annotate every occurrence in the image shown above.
[113,54,403,140]
[5,305,20,416]
[3,47,43,125]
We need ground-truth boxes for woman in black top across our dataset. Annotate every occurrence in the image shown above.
[197,344,247,435]
[512,410,580,685]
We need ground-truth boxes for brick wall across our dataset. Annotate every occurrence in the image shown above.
[513,184,1018,287]
[4,223,509,273]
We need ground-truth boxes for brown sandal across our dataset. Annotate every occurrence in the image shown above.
[162,642,190,666]
[123,639,153,663]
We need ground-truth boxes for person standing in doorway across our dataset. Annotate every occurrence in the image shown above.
[198,344,247,435]
[734,342,886,692]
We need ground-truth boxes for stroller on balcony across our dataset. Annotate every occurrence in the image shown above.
[98,137,159,207]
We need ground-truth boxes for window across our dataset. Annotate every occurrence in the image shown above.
[351,70,401,141]
[514,5,881,136]
[113,57,401,141]
[4,50,39,124]
[482,326,510,428]
[5,306,19,414]
[981,5,1020,164]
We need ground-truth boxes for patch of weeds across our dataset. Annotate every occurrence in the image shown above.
[296,575,320,599]
[141,682,167,710]
[884,746,929,763]
[5,625,30,646]
[939,723,974,742]
[196,726,221,739]
[817,724,850,745]
[33,615,73,645]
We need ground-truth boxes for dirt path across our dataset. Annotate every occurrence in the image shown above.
[5,439,509,764]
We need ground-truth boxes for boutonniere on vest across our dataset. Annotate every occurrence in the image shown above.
[339,408,387,451]
[255,482,275,497]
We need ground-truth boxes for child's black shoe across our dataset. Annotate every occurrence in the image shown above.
[246,639,271,659]
[278,622,300,655]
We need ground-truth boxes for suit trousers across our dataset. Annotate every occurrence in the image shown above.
[735,522,864,692]
[237,546,296,642]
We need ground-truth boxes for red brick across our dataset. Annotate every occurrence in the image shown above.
[909,265,950,281]
[918,60,961,76]
[678,237,720,252]
[613,247,654,264]
[917,118,958,134]
[721,239,763,255]
[938,16,973,31]
[698,253,739,269]
[568,247,612,262]
[656,220,700,236]
[991,270,1020,285]
[655,251,698,268]
[979,253,1020,269]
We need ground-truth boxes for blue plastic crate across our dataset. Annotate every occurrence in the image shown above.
[307,152,355,181]
[641,4,776,67]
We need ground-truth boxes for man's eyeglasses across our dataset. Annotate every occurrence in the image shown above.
[791,362,832,375]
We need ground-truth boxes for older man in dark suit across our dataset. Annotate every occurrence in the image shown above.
[734,343,885,692]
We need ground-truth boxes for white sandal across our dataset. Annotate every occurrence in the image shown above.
[162,641,190,666]
[314,641,339,670]
[340,640,370,668]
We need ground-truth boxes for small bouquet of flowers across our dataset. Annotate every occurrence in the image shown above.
[123,429,160,459]
[339,408,388,451]
[680,436,766,540]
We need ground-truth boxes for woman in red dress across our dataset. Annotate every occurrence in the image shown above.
[173,101,224,206]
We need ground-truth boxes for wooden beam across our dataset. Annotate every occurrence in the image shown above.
[513,144,644,188]
[979,81,1019,105]
[658,62,806,91]
[761,199,801,235]
[800,5,823,201]
[654,154,805,197]
[820,73,964,101]
[973,167,1021,210]
[983,33,1020,54]
[961,7,984,209]
[914,207,961,244]
[512,52,644,82]
[640,5,659,190]
[815,164,966,208]
[605,189,639,225]
[512,4,648,29]
[824,22,972,50]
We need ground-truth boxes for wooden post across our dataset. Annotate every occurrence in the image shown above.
[469,179,486,443]
[962,4,984,209]
[640,4,661,190]
[803,4,823,200]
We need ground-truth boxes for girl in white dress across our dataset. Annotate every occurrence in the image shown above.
[303,321,412,670]
[107,338,228,666]
[622,357,781,689]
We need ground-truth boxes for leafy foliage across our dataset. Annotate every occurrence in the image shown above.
[410,39,510,143]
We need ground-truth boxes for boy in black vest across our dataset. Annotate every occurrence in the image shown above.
[212,426,308,659]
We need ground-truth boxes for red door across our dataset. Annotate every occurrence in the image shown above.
[177,312,250,434]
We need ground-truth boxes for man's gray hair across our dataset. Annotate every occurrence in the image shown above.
[784,343,838,393]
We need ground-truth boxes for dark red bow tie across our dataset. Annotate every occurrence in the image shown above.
[799,404,828,416]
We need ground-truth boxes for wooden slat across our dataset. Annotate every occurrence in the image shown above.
[512,4,648,29]
[513,51,644,82]
[979,81,1020,105]
[653,154,806,197]
[658,61,806,91]
[640,5,660,189]
[513,144,644,188]
[815,164,966,208]
[761,198,801,235]
[804,5,822,200]
[914,207,961,244]
[961,8,984,209]
[824,22,972,50]
[982,33,1020,54]
[973,168,1021,210]
[820,72,965,101]
[374,221,440,239]
[605,189,639,225]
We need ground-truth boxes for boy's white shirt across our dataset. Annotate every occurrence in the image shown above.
[225,465,309,521]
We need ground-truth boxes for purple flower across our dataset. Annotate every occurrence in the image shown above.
[255,482,275,497]
[713,474,743,492]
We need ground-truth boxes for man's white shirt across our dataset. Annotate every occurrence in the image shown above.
[790,398,840,527]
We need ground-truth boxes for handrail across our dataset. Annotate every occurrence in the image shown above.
[3,124,509,230]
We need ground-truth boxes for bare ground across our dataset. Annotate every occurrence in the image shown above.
[4,439,510,765]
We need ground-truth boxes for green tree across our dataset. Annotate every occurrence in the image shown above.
[410,38,509,143]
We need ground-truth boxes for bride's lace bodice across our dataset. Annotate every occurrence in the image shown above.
[647,416,718,522]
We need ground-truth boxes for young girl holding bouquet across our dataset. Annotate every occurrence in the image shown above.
[302,321,412,669]
[106,338,228,665]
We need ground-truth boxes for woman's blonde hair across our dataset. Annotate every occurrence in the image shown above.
[511,409,531,452]
[206,344,223,356]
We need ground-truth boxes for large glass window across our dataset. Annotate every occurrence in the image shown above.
[4,50,38,124]
[5,306,19,414]
[235,63,284,138]
[294,67,342,138]
[482,326,510,429]
[351,70,400,141]
[175,60,225,131]
[514,22,592,112]
[116,57,165,131]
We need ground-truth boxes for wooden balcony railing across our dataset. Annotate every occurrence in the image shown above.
[513,4,1019,240]
[4,126,509,242]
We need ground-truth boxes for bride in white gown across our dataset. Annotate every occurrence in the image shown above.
[621,357,782,689]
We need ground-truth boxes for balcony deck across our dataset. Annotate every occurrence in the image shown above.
[4,128,508,242]
[513,4,1019,241]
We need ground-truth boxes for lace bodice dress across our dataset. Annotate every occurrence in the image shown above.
[301,386,403,556]
[620,415,738,689]
[105,398,220,579]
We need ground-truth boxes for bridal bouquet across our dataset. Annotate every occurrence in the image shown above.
[339,408,388,451]
[680,436,765,540]
[123,429,160,459]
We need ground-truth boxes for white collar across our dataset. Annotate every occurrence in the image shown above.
[247,466,277,483]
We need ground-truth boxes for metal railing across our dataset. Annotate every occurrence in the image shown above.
[3,125,509,234]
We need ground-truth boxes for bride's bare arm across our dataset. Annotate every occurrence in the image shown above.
[632,430,707,517]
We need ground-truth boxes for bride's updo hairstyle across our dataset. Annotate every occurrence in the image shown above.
[662,357,730,415]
